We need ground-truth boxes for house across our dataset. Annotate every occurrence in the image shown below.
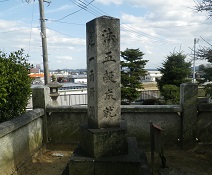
[144,70,162,82]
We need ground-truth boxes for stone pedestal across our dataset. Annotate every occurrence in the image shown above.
[80,125,128,158]
[69,137,150,175]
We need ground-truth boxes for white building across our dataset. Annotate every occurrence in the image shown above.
[144,70,162,82]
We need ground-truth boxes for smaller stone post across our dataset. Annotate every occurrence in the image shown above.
[180,83,198,145]
[32,86,50,143]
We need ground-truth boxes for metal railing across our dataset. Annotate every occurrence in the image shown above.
[58,93,87,106]
[139,90,160,100]
[26,88,208,109]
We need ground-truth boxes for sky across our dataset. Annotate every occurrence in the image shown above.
[0,0,211,70]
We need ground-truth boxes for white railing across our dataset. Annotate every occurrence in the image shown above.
[58,93,87,106]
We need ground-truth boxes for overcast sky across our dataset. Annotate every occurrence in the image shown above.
[0,0,211,70]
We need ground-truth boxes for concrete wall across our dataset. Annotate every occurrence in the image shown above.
[121,105,182,145]
[46,104,212,146]
[46,105,182,145]
[47,106,87,144]
[197,104,212,143]
[34,84,211,147]
[0,109,44,175]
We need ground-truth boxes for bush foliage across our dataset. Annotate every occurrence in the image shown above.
[157,52,191,104]
[0,49,32,122]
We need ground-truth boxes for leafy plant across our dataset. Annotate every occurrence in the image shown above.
[161,84,180,104]
[0,49,32,122]
[157,52,191,104]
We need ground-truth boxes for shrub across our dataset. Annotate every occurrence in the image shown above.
[161,84,180,104]
[0,49,32,122]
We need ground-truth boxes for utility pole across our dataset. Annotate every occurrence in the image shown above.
[39,0,50,85]
[192,38,198,83]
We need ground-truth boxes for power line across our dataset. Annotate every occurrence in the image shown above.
[46,19,84,26]
[46,27,76,38]
[59,8,82,20]
[200,36,212,47]
[121,23,177,45]
[57,0,94,20]
[67,0,180,45]
[69,0,99,16]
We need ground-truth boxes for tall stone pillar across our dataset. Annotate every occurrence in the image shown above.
[86,16,121,129]
[69,16,150,175]
[180,83,198,144]
[80,16,127,158]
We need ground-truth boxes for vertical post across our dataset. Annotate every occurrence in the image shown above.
[86,16,120,129]
[32,86,50,144]
[192,38,198,83]
[180,83,198,145]
[79,16,128,158]
[39,0,50,85]
[150,122,154,175]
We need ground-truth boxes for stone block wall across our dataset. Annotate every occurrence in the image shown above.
[197,104,212,143]
[46,105,182,146]
[46,104,212,146]
[121,105,182,145]
[46,106,87,144]
[0,109,44,175]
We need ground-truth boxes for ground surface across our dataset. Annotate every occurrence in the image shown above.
[144,143,212,175]
[17,144,75,175]
[142,82,158,90]
[17,143,212,175]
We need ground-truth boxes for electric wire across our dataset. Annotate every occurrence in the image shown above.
[200,36,212,47]
[57,0,94,20]
[46,19,84,26]
[59,8,82,20]
[69,0,99,16]
[46,27,76,38]
[44,0,192,46]
[67,0,180,45]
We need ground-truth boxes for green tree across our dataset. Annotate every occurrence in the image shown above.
[121,48,148,104]
[197,64,212,97]
[157,52,191,104]
[197,64,212,83]
[0,49,32,122]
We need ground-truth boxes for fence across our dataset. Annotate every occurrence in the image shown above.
[27,88,207,108]
[58,93,87,105]
[139,90,160,100]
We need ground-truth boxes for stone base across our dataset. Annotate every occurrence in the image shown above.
[69,137,150,175]
[80,125,128,158]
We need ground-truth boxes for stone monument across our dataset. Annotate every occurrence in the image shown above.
[69,16,150,175]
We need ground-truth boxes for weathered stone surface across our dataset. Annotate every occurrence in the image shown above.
[86,16,121,129]
[180,83,198,143]
[69,137,150,175]
[80,125,128,158]
[32,86,50,109]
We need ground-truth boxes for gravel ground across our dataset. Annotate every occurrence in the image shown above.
[17,143,212,175]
